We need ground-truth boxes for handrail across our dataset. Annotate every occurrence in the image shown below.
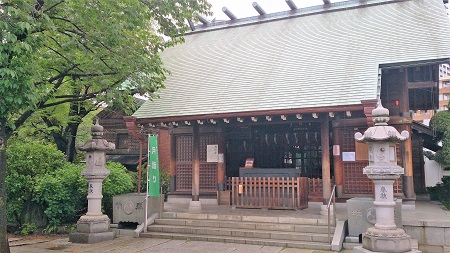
[326,185,337,244]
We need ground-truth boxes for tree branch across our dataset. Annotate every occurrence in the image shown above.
[44,45,77,67]
[50,16,85,34]
[41,77,125,108]
[43,0,65,13]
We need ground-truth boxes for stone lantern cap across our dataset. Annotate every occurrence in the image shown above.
[355,101,409,143]
[78,120,115,152]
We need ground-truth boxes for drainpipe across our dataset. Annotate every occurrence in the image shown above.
[124,116,145,194]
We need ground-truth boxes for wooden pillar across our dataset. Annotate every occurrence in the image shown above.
[361,99,378,127]
[402,124,415,200]
[217,128,226,191]
[169,130,176,193]
[399,68,409,117]
[332,127,343,197]
[192,123,200,201]
[399,68,415,200]
[321,114,331,205]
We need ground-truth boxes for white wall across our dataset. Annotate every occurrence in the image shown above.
[424,157,444,187]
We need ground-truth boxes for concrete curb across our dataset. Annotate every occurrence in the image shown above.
[331,219,347,251]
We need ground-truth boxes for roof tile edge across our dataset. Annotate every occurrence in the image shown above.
[188,0,412,34]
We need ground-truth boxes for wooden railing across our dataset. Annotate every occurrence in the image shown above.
[231,177,309,210]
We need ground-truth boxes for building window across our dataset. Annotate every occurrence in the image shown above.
[117,133,129,149]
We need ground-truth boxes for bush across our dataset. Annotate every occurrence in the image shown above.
[103,162,135,217]
[135,163,170,200]
[6,141,66,226]
[427,176,450,210]
[6,141,137,231]
[33,163,87,228]
[20,223,37,236]
[35,162,135,228]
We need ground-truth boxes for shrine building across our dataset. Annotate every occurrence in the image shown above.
[126,0,450,208]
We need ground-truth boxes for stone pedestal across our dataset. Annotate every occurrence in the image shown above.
[347,197,402,242]
[69,215,114,243]
[353,102,420,253]
[69,121,115,244]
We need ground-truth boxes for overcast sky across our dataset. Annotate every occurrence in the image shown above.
[207,0,327,21]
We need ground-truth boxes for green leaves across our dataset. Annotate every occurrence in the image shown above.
[430,109,450,166]
[0,1,41,122]
[5,140,66,225]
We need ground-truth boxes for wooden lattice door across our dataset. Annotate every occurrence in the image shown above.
[175,133,218,192]
[199,134,218,192]
[175,135,193,191]
[340,128,403,195]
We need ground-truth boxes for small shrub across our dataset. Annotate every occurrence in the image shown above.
[103,162,135,217]
[427,176,450,210]
[33,163,87,228]
[6,141,66,226]
[20,223,37,235]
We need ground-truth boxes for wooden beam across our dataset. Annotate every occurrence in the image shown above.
[197,15,209,25]
[402,124,415,200]
[400,68,410,116]
[192,124,200,201]
[252,2,266,15]
[321,115,331,205]
[217,128,226,191]
[135,104,363,124]
[333,127,343,197]
[285,0,297,10]
[169,132,176,193]
[222,7,237,20]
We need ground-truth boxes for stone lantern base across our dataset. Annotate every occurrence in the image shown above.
[354,245,421,253]
[353,228,421,253]
[69,215,114,244]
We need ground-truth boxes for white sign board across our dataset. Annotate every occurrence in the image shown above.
[207,145,219,162]
[342,152,356,162]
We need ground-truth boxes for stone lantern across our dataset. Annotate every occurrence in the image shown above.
[69,120,115,244]
[353,102,419,253]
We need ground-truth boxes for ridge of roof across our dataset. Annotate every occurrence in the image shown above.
[189,0,411,34]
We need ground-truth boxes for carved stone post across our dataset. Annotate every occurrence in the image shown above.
[69,120,115,244]
[353,102,420,253]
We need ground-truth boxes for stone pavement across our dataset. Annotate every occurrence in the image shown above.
[9,235,449,253]
[10,235,353,253]
[9,200,450,252]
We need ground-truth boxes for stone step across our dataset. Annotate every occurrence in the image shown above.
[141,232,332,251]
[161,212,332,226]
[154,218,335,234]
[343,242,360,250]
[148,224,331,243]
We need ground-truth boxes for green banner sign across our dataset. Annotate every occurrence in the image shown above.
[148,135,160,197]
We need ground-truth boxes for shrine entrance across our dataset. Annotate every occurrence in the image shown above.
[225,123,325,179]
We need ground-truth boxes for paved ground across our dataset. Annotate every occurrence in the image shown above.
[8,235,450,253]
[9,235,353,253]
[8,200,450,252]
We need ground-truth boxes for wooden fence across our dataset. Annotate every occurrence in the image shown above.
[230,177,309,210]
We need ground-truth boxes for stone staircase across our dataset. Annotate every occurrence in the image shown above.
[141,212,335,250]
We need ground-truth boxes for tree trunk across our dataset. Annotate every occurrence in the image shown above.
[64,101,88,162]
[65,122,80,162]
[0,119,11,253]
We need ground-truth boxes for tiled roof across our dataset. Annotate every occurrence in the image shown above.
[134,0,450,120]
